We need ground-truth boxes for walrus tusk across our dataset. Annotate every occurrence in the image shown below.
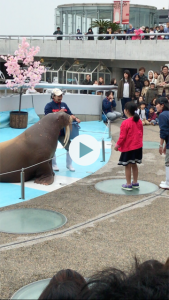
[63,116,72,147]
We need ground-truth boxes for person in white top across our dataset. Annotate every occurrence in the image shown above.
[117,70,135,119]
[136,102,150,125]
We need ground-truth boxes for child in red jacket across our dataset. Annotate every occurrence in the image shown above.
[114,102,143,191]
[148,106,159,125]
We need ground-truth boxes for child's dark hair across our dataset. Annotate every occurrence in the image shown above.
[124,102,139,122]
[149,106,155,111]
[105,90,114,97]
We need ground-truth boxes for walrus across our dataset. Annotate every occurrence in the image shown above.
[0,112,72,185]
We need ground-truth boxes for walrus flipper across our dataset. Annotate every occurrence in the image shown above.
[34,173,54,185]
[34,162,54,185]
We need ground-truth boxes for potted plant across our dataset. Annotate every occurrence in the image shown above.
[91,20,121,40]
[1,37,45,128]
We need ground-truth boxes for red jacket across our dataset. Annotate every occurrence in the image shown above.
[148,112,157,121]
[116,117,143,152]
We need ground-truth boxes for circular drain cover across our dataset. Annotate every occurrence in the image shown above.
[95,179,158,195]
[0,209,67,234]
[11,278,51,300]
[143,141,159,149]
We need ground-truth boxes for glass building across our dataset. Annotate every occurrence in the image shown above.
[55,3,157,35]
[66,60,111,85]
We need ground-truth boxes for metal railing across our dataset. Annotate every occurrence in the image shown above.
[0,33,169,43]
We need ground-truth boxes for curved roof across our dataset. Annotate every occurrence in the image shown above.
[57,3,157,9]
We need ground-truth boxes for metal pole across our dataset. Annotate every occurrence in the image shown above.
[102,138,105,162]
[108,120,111,138]
[20,168,25,199]
[120,0,123,25]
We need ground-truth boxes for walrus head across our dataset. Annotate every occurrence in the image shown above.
[53,112,73,147]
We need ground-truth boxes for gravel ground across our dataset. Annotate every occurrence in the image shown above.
[0,120,169,299]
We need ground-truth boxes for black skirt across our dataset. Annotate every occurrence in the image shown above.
[118,147,142,166]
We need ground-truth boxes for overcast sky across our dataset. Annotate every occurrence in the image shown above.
[0,0,168,35]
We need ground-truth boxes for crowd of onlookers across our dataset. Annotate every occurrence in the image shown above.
[53,23,169,40]
[38,257,169,299]
[81,65,169,125]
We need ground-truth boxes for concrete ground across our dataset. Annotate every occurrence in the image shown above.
[0,119,169,299]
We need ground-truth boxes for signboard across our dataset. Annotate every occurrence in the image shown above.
[122,1,130,24]
[113,1,130,24]
[113,1,121,24]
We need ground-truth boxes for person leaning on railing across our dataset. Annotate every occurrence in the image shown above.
[53,27,63,40]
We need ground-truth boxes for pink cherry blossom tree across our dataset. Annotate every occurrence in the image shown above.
[1,37,46,112]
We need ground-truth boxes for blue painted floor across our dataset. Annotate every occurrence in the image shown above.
[0,121,111,208]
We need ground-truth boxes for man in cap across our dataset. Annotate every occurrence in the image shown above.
[44,88,80,171]
[53,27,63,40]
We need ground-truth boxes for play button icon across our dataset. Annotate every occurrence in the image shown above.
[80,143,93,158]
[69,134,100,166]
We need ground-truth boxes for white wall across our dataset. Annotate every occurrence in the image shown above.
[0,39,168,62]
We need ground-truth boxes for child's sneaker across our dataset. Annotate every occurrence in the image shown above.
[122,184,133,191]
[132,182,139,189]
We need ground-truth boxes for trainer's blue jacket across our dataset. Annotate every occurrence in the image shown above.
[102,97,116,114]
[159,110,169,149]
[44,100,73,135]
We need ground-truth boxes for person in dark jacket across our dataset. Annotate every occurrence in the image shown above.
[145,82,158,106]
[102,91,121,122]
[132,67,148,91]
[82,74,93,94]
[44,88,80,172]
[85,28,94,40]
[53,27,63,40]
[76,29,82,40]
[156,97,169,189]
[117,69,135,119]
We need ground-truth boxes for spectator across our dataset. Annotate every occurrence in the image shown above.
[138,96,144,106]
[93,80,98,85]
[136,101,150,125]
[159,25,165,39]
[127,23,135,35]
[156,97,169,189]
[164,22,169,39]
[154,71,159,86]
[156,65,169,97]
[117,69,135,119]
[141,79,150,99]
[98,77,104,85]
[53,27,63,40]
[38,269,87,300]
[148,106,159,125]
[145,82,158,106]
[79,257,169,300]
[114,102,143,191]
[132,67,148,91]
[110,78,118,86]
[133,74,142,91]
[144,26,150,40]
[76,29,82,40]
[102,91,121,122]
[132,27,144,40]
[133,89,141,104]
[82,74,93,94]
[149,27,155,39]
[44,89,80,172]
[85,27,94,40]
[105,27,113,40]
[148,70,155,84]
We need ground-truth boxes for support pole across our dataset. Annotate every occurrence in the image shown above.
[102,138,105,162]
[120,0,123,25]
[20,168,25,199]
[108,120,111,138]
